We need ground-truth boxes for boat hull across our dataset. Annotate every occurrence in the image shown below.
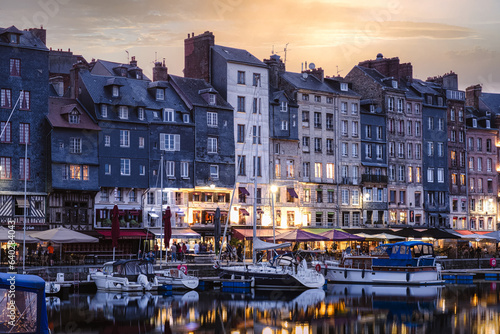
[220,265,325,290]
[326,266,443,285]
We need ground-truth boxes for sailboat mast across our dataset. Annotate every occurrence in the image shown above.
[252,126,258,263]
[160,153,163,268]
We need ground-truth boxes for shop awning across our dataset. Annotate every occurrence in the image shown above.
[16,198,30,208]
[239,208,250,216]
[148,212,159,218]
[149,227,201,239]
[232,228,291,240]
[239,187,250,196]
[98,230,154,239]
[287,188,298,198]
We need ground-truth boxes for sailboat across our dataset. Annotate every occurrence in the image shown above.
[217,83,325,289]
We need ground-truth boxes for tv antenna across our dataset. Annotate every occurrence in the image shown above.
[125,50,129,63]
[336,65,342,76]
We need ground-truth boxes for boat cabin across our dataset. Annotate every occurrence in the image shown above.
[103,259,156,280]
[372,241,436,267]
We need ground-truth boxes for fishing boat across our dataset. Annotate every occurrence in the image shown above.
[156,266,199,290]
[0,272,50,334]
[325,241,444,285]
[91,259,160,292]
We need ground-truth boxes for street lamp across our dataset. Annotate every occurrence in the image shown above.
[270,185,278,243]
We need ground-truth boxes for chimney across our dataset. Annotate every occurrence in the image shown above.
[184,31,214,82]
[29,27,46,45]
[130,56,138,67]
[466,84,482,110]
[69,61,88,99]
[302,67,324,82]
[153,59,168,82]
[358,54,412,82]
[264,54,285,89]
[442,72,458,90]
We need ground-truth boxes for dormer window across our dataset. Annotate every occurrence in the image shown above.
[486,120,491,128]
[280,102,288,112]
[136,71,142,80]
[209,94,216,105]
[370,105,375,113]
[340,83,348,91]
[119,106,128,120]
[153,111,159,118]
[138,107,145,120]
[156,89,164,101]
[9,34,19,44]
[392,80,398,89]
[183,114,190,123]
[120,68,127,77]
[101,104,108,118]
[69,111,80,124]
[472,118,477,128]
[112,86,119,97]
[163,108,174,122]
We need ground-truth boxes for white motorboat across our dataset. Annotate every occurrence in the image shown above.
[325,241,445,285]
[91,259,160,292]
[156,267,199,290]
[45,281,61,296]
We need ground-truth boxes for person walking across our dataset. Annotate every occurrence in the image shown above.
[47,243,54,266]
[237,243,243,262]
[193,241,199,255]
[176,242,181,261]
[170,243,177,262]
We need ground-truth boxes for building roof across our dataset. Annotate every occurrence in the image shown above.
[212,45,266,67]
[355,66,408,92]
[47,97,100,130]
[410,79,441,95]
[91,59,151,81]
[480,92,500,115]
[0,25,48,51]
[324,77,361,97]
[169,75,233,110]
[280,71,335,94]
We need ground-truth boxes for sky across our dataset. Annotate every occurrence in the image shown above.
[2,0,500,91]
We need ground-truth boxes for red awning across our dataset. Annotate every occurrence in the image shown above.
[239,208,250,216]
[239,187,250,196]
[98,230,154,239]
[287,188,298,198]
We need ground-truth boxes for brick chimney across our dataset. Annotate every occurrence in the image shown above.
[153,59,168,82]
[302,67,324,82]
[264,54,285,89]
[184,31,214,82]
[130,56,137,67]
[466,84,482,110]
[28,27,46,45]
[69,61,88,99]
[358,53,413,82]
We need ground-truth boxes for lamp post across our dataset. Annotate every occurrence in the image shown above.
[270,185,278,243]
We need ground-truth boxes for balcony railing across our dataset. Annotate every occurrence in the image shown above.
[361,174,388,183]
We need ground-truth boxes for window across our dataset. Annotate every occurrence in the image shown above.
[486,139,492,152]
[407,102,412,114]
[427,168,434,182]
[275,158,281,178]
[101,104,108,118]
[326,139,334,154]
[451,108,456,121]
[428,117,434,130]
[415,144,421,159]
[450,131,456,142]
[388,97,394,111]
[351,103,358,114]
[314,138,322,153]
[120,159,130,175]
[0,122,11,142]
[451,150,456,166]
[253,156,261,177]
[326,114,333,130]
[314,112,321,128]
[303,162,310,178]
[304,189,311,203]
[397,99,403,113]
[69,112,80,124]
[302,94,309,101]
[119,106,128,119]
[389,165,395,181]
[112,86,119,97]
[341,102,347,114]
[342,189,349,205]
[156,88,164,100]
[326,163,334,180]
[302,111,309,122]
[138,107,144,120]
[69,165,81,180]
[365,125,371,138]
[326,97,333,104]
[208,137,217,153]
[388,119,395,133]
[460,152,465,167]
[365,144,372,159]
[487,158,492,172]
[460,173,466,186]
[252,126,261,144]
[237,124,245,143]
[352,143,359,157]
[207,112,218,127]
[138,165,145,176]
[398,143,404,158]
[19,158,30,180]
[10,58,20,76]
[138,137,145,149]
[407,143,412,159]
[209,94,216,105]
[376,145,383,160]
[314,163,322,178]
[399,190,406,205]
[377,126,383,139]
[408,166,413,182]
[181,162,189,178]
[281,121,288,130]
[437,168,444,183]
[437,142,443,157]
[477,138,482,151]
[351,121,358,137]
[238,155,246,176]
[252,98,259,114]
[104,135,110,147]
[416,167,421,183]
[160,133,180,151]
[0,157,12,179]
[70,137,81,154]
[341,120,348,136]
[458,109,463,122]
[469,157,474,170]
[19,91,30,110]
[468,137,474,151]
[427,142,434,156]
[286,160,294,178]
[302,136,310,151]
[1,89,12,108]
[237,71,245,84]
[315,95,321,103]
[236,96,246,112]
[316,191,323,203]
[452,173,457,185]
[18,123,30,144]
[165,161,175,177]
[438,118,444,131]
[280,101,288,112]
[398,165,405,182]
[477,157,482,171]
[340,83,348,91]
[182,114,189,123]
[389,142,395,157]
[415,121,421,136]
[163,108,174,122]
[120,130,130,147]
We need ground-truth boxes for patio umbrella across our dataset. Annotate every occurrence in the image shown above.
[111,205,120,261]
[484,231,500,241]
[214,208,221,255]
[354,232,403,240]
[162,206,172,268]
[274,229,330,242]
[0,226,39,265]
[459,233,497,241]
[319,229,365,241]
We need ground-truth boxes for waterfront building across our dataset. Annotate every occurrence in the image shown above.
[0,26,49,229]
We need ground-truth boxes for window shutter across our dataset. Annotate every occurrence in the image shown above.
[383,188,387,202]
[159,134,165,151]
[174,135,180,151]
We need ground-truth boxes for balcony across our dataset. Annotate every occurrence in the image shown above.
[362,174,388,183]
[341,177,360,185]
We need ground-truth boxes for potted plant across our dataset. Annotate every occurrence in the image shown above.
[130,219,139,228]
[119,219,126,227]
[102,219,112,227]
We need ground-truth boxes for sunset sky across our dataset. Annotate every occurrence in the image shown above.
[2,0,500,91]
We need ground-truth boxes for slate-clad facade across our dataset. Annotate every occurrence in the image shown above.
[0,26,49,228]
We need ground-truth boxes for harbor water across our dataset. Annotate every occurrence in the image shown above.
[45,282,500,333]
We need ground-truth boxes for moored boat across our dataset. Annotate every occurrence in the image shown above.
[325,241,445,285]
[91,259,160,292]
[156,266,199,290]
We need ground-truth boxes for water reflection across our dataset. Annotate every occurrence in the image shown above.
[46,283,500,333]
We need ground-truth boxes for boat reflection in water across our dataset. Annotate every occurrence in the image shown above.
[46,283,500,333]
